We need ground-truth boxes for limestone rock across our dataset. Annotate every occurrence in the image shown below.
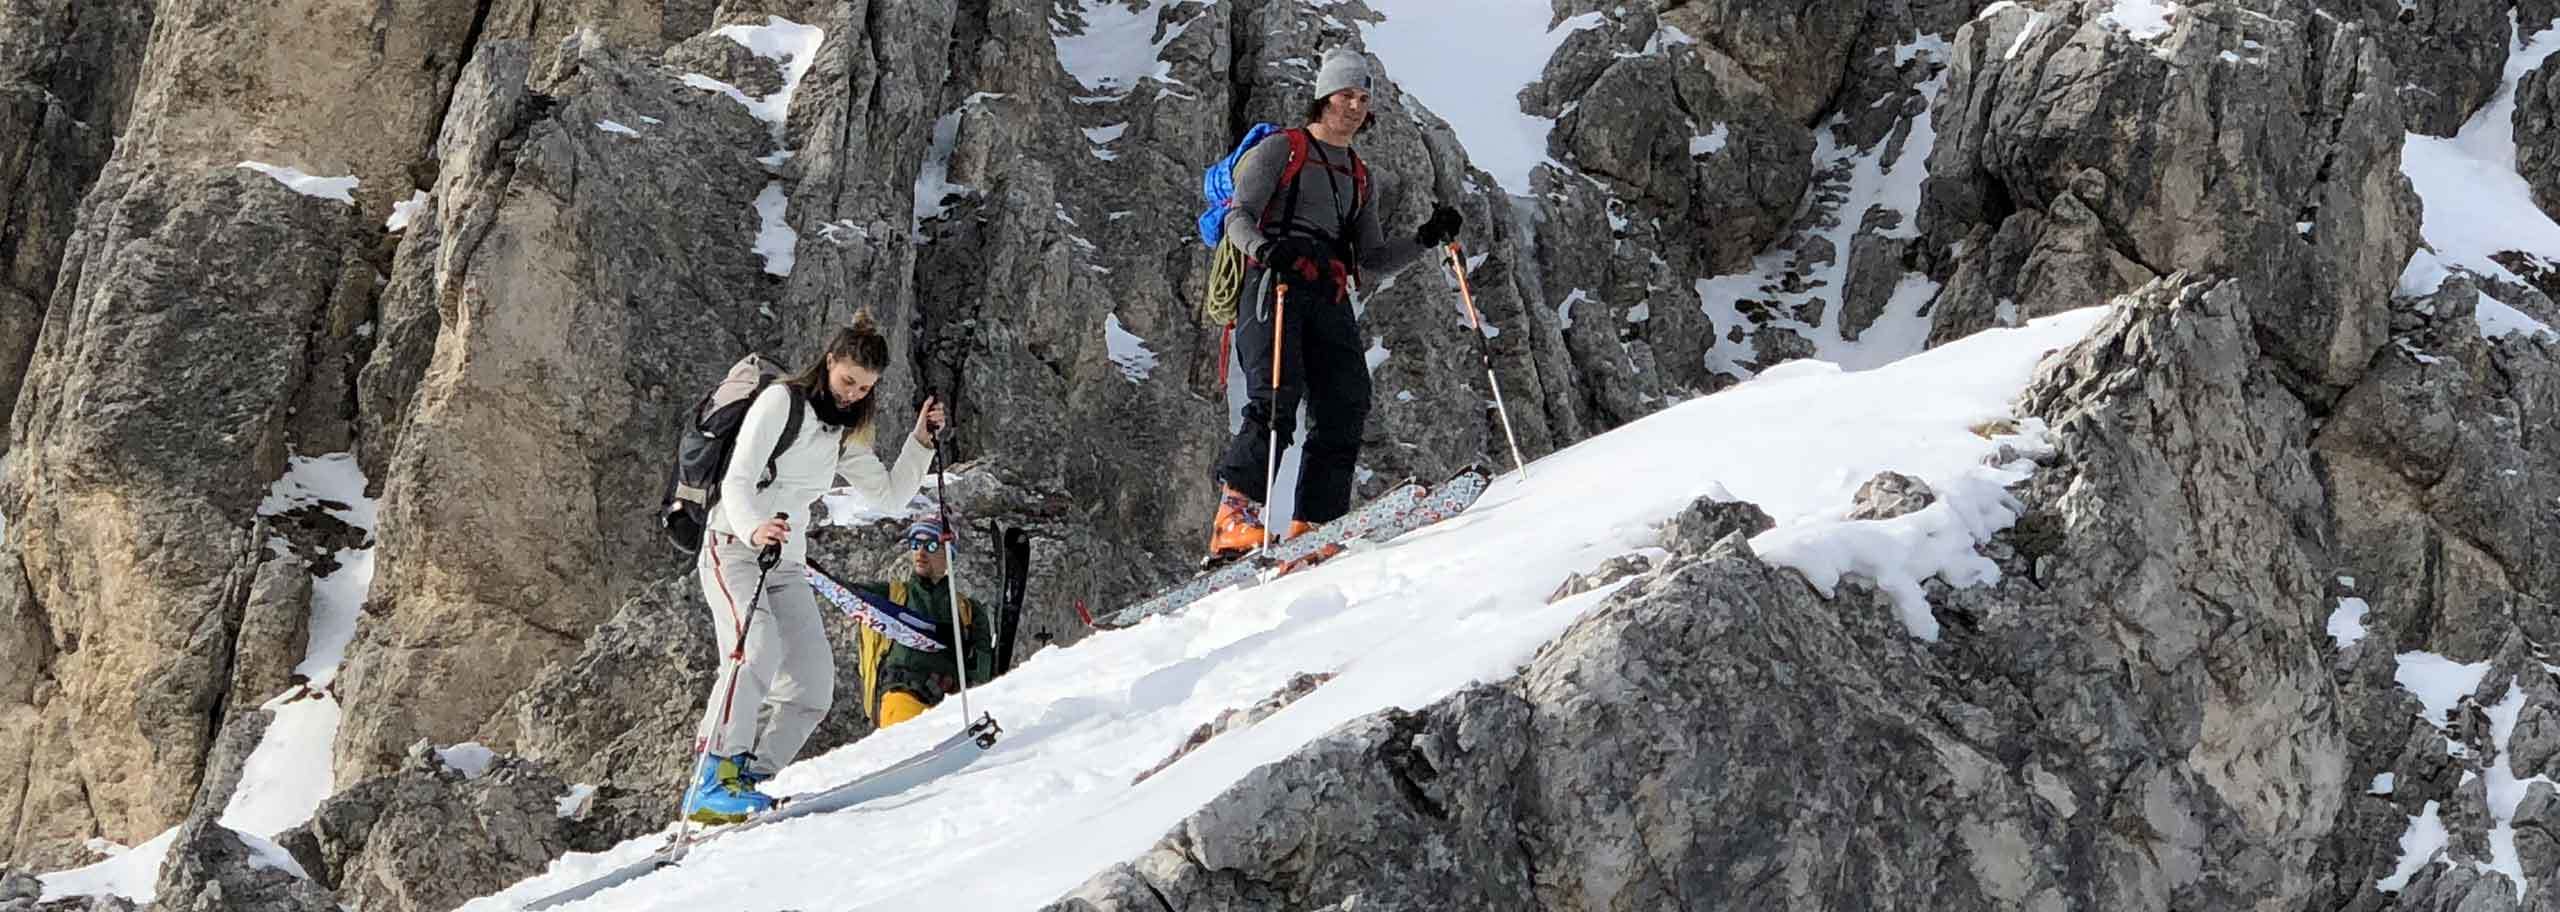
[280,746,574,912]
[151,816,337,912]
[1847,471,1937,521]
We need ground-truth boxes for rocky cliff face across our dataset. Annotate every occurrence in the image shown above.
[3,0,2558,909]
[1046,265,2560,909]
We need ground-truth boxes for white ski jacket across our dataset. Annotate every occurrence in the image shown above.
[711,384,935,567]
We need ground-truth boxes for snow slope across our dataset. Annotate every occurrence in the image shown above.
[467,307,2110,912]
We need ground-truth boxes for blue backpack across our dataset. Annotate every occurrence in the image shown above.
[1197,123,1287,245]
[1195,125,1368,335]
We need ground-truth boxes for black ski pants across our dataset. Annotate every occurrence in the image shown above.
[1215,270,1370,524]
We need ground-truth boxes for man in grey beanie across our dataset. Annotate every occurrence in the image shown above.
[1205,45,1464,562]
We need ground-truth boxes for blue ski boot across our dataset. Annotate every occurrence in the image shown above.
[686,752,775,824]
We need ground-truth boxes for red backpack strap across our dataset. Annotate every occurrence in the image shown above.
[1258,128,1315,231]
[1350,150,1370,208]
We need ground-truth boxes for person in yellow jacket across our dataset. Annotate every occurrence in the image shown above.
[844,514,997,729]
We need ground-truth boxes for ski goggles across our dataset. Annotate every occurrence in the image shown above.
[905,533,946,553]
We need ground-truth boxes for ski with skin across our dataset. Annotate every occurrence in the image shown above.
[994,525,1031,674]
[519,714,1001,910]
[1099,466,1492,629]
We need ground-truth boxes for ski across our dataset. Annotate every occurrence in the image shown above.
[994,525,1031,675]
[805,561,948,652]
[519,714,1001,911]
[1098,466,1492,629]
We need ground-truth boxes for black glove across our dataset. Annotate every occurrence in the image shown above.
[1261,236,1335,283]
[1414,204,1463,248]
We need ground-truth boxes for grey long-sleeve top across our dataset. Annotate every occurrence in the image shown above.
[1221,130,1427,285]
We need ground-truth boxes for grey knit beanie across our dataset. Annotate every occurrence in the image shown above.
[1312,47,1374,102]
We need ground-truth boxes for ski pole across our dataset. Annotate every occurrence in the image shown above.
[928,406,974,724]
[1444,242,1528,477]
[678,519,783,843]
[1264,282,1288,549]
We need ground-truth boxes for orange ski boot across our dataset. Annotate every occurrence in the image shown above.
[1205,484,1268,567]
[1278,519,1344,572]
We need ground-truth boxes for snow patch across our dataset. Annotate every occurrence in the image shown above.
[2103,0,2181,41]
[2371,772,2397,795]
[597,119,640,137]
[710,17,827,140]
[218,692,341,837]
[263,454,377,688]
[40,827,180,903]
[1690,123,1730,157]
[386,190,431,233]
[1696,274,1759,377]
[2399,15,2560,293]
[2329,597,2371,649]
[1974,0,2023,17]
[1084,122,1128,161]
[1752,413,2053,641]
[2378,800,2449,893]
[217,452,379,842]
[819,489,924,528]
[558,784,599,819]
[1365,338,1390,374]
[1559,288,1589,329]
[241,831,309,879]
[2477,289,2557,340]
[1692,35,1950,377]
[437,742,498,779]
[1363,6,1607,194]
[237,161,358,204]
[2395,651,2494,728]
[911,97,1000,237]
[2479,681,2558,898]
[1053,0,1193,100]
[680,73,759,114]
[753,181,797,276]
[300,547,373,684]
[1104,313,1160,383]
[2004,11,2049,60]
[259,452,378,533]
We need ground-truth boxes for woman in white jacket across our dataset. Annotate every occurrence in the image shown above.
[689,312,943,823]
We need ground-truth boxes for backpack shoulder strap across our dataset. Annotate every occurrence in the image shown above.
[757,383,805,490]
[1349,149,1370,213]
[1259,128,1316,231]
[1345,148,1371,237]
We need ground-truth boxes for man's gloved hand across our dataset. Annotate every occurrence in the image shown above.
[1262,236,1335,283]
[1414,204,1463,248]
